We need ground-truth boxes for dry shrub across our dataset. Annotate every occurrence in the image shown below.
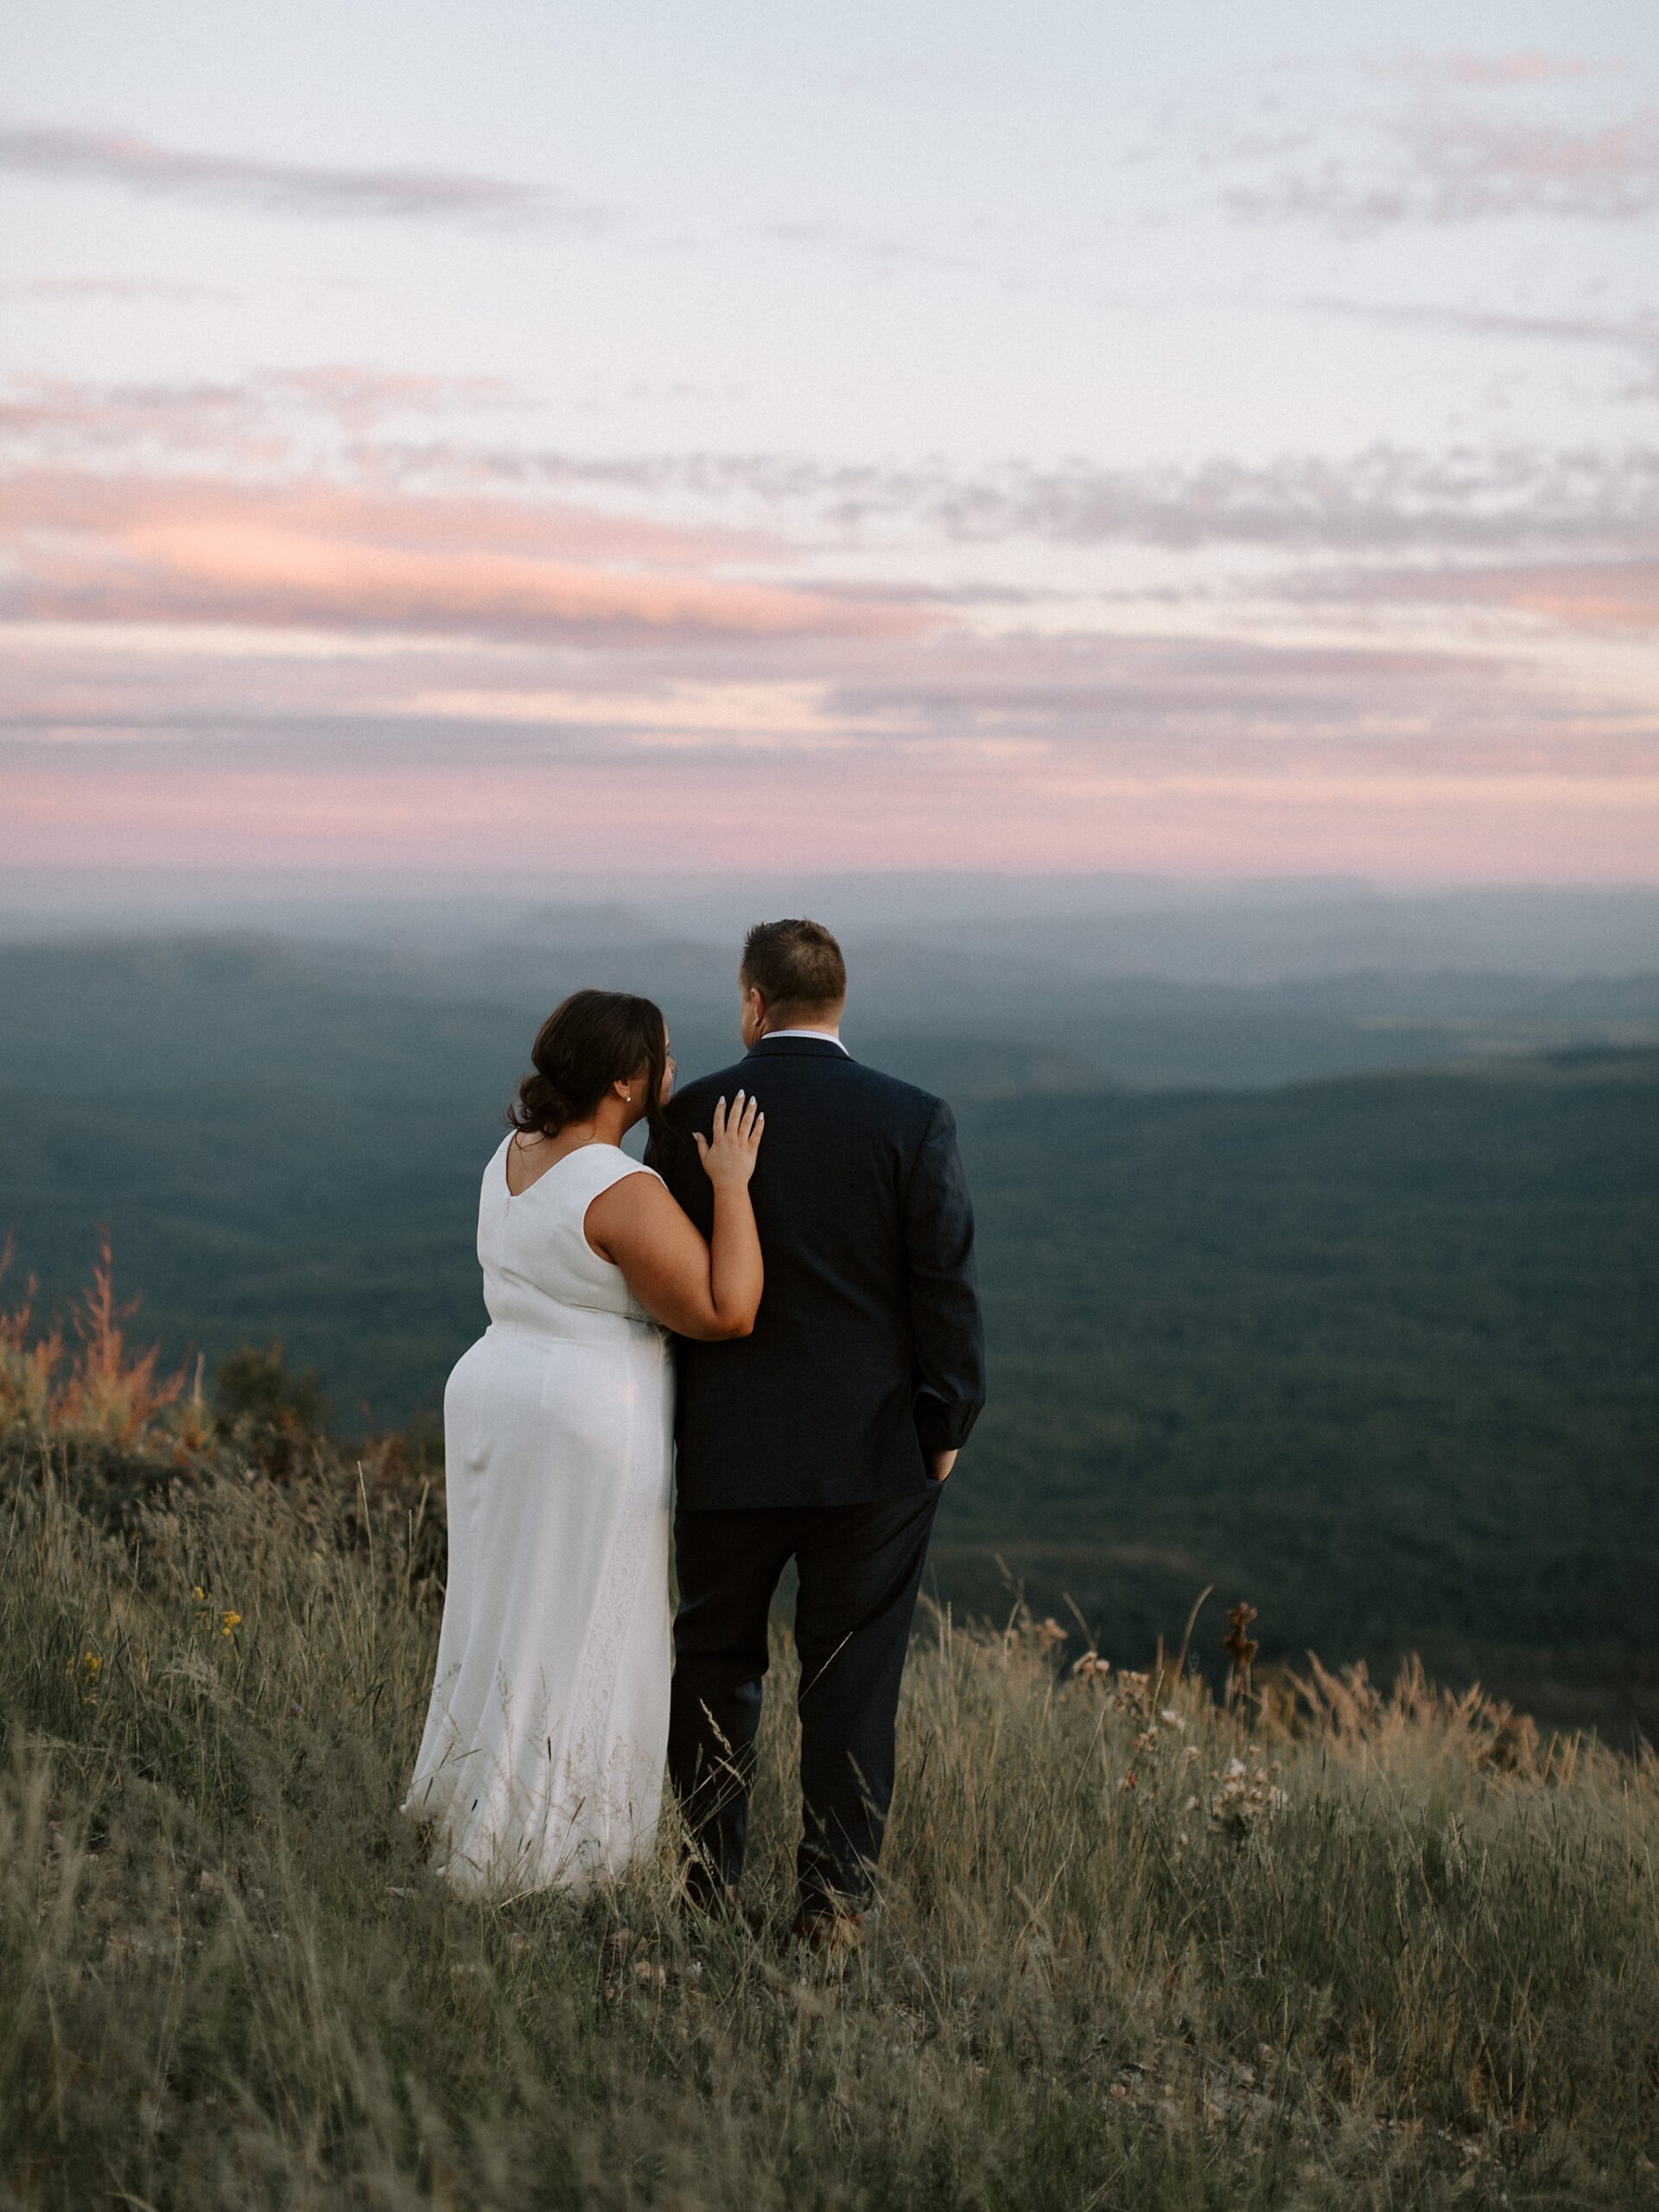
[0,1231,184,1449]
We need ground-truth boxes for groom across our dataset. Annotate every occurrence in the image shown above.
[653,918,985,1941]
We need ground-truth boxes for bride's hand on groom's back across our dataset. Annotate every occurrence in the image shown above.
[586,1093,766,1342]
[695,1090,765,1190]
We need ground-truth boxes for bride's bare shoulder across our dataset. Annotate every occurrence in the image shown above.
[582,1161,677,1262]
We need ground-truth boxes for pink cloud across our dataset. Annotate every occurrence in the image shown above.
[0,470,769,564]
[0,471,925,644]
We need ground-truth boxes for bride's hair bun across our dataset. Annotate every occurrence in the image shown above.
[513,1071,573,1132]
[507,988,670,1147]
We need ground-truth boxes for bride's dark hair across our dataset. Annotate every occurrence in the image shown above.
[508,989,670,1156]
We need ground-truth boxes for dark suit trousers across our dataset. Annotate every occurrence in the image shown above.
[668,1491,940,1912]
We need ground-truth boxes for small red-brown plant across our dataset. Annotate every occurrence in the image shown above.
[31,1230,183,1451]
[0,1232,63,1430]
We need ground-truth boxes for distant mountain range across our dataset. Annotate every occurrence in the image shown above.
[3,926,1656,1739]
[7,920,1654,1103]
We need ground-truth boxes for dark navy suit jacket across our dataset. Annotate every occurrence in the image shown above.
[652,1034,986,1510]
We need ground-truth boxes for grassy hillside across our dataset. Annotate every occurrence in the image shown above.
[3,1414,1656,2211]
[2,940,1656,1738]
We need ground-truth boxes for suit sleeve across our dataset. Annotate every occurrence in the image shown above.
[645,1096,700,1219]
[903,1100,987,1457]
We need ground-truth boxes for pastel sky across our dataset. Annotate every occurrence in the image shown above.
[3,0,1656,885]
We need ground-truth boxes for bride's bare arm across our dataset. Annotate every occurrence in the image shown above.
[585,1092,765,1340]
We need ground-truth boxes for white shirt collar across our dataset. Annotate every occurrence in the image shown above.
[760,1027,849,1052]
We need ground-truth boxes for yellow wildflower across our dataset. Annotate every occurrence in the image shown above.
[219,1611,241,1637]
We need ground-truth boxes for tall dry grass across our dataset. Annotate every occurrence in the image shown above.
[0,1268,1656,2208]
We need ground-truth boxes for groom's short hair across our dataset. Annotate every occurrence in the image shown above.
[742,918,847,1013]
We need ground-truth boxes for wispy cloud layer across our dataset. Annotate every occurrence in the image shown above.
[9,617,1649,779]
[1225,104,1659,229]
[0,369,534,461]
[9,615,1652,880]
[367,435,1659,569]
[3,368,1653,643]
[761,219,959,270]
[0,119,612,232]
[1283,295,1659,399]
[13,371,1650,555]
[2,340,1653,877]
[1189,54,1659,234]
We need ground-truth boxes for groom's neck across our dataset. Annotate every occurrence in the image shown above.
[762,1001,844,1040]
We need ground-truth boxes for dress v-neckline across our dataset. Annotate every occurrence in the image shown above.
[503,1137,614,1202]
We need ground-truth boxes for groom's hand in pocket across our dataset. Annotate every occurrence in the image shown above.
[927,1448,958,1484]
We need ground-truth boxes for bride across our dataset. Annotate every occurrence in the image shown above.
[404,988,764,1897]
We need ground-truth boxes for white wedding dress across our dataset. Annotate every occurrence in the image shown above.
[404,1136,674,1898]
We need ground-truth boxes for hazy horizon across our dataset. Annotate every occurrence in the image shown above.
[6,869,1659,993]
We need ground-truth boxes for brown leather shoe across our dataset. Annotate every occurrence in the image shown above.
[790,1904,864,1957]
